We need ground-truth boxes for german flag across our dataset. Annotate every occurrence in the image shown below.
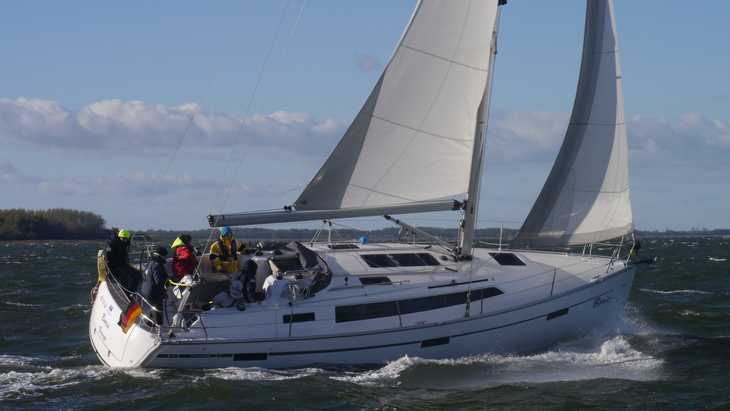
[118,302,142,333]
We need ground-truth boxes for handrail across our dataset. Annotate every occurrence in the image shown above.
[103,257,163,314]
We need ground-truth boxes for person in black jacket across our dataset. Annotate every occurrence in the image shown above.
[140,246,169,324]
[108,228,132,268]
[107,228,141,292]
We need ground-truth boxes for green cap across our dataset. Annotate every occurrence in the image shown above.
[118,229,131,240]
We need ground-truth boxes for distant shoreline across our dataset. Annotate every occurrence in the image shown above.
[2,208,728,242]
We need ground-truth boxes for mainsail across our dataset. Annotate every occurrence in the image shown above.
[514,0,632,247]
[295,0,500,211]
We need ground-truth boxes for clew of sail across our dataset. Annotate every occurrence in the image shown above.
[514,0,632,247]
[295,0,500,211]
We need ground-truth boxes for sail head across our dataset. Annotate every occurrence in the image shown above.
[295,0,500,211]
[514,0,632,247]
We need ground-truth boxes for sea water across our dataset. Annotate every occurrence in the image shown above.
[1,239,728,410]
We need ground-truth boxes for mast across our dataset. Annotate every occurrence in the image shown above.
[459,1,505,258]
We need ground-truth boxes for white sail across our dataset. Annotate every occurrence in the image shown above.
[295,0,500,211]
[514,0,632,247]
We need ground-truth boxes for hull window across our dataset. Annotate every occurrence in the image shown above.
[335,301,399,322]
[359,276,392,285]
[421,337,450,348]
[233,353,269,361]
[546,307,569,321]
[335,287,503,323]
[283,312,316,323]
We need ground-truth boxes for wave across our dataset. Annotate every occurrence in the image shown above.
[2,301,43,308]
[333,336,663,388]
[708,257,727,262]
[0,354,49,368]
[0,365,111,400]
[639,288,713,295]
[679,310,703,317]
[51,303,87,312]
[202,367,323,382]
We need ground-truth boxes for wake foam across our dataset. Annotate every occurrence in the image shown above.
[639,288,713,295]
[203,367,323,382]
[333,336,663,388]
[2,301,43,308]
[0,365,111,400]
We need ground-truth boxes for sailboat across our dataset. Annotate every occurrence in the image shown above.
[89,0,638,368]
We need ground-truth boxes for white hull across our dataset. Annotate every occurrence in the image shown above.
[90,245,636,369]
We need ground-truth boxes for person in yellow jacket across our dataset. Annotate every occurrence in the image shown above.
[209,226,240,274]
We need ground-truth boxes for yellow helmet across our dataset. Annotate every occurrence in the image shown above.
[118,229,132,240]
[171,237,184,249]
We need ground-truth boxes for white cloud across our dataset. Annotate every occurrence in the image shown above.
[3,97,728,165]
[488,110,569,161]
[486,110,730,164]
[0,98,343,155]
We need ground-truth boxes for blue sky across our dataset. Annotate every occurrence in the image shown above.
[1,1,728,231]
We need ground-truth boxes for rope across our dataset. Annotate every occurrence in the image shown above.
[219,0,294,213]
[165,278,194,288]
[190,0,300,273]
[160,111,197,177]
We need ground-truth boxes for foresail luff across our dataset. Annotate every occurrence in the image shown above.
[514,0,632,247]
[295,0,500,211]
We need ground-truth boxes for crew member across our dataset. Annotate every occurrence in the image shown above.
[210,226,240,274]
[140,246,168,323]
[108,228,132,268]
[107,228,140,291]
[171,234,198,280]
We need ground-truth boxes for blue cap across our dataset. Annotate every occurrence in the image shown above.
[219,226,232,237]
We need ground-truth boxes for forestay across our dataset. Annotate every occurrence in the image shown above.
[295,0,500,211]
[514,0,632,247]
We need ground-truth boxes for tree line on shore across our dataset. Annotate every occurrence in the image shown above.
[0,209,108,240]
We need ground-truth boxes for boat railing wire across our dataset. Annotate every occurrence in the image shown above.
[101,254,165,332]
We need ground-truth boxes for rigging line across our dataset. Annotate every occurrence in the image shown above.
[197,0,294,271]
[218,0,294,213]
[290,0,307,36]
[160,112,196,177]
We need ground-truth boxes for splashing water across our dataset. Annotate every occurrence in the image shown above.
[332,335,663,389]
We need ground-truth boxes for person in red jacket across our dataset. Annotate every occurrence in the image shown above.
[171,234,198,281]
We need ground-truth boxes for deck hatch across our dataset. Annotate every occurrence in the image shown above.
[328,243,359,250]
[489,252,526,266]
[283,312,316,323]
[335,287,503,323]
[361,254,396,268]
[361,253,440,268]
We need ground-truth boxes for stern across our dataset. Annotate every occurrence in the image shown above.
[89,250,160,367]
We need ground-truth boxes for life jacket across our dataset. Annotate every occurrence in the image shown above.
[172,243,198,280]
[214,238,238,261]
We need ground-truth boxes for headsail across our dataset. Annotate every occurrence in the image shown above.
[514,0,632,247]
[295,0,500,211]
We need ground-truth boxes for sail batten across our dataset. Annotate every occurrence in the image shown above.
[514,0,632,247]
[295,0,500,212]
